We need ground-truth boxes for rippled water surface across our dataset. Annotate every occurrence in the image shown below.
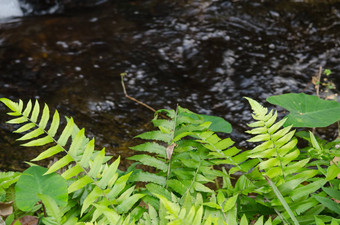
[1,0,340,170]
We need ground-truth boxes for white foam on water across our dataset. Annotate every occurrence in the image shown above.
[0,0,23,19]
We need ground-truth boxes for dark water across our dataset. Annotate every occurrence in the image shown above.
[1,0,340,171]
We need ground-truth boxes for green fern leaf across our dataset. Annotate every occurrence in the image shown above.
[82,186,102,215]
[1,98,141,223]
[32,145,63,161]
[107,173,132,199]
[88,149,106,177]
[57,118,75,146]
[79,138,95,168]
[21,135,53,147]
[166,179,187,195]
[146,183,171,200]
[116,194,145,214]
[129,171,166,186]
[130,142,166,158]
[97,156,120,189]
[245,97,300,180]
[47,155,74,174]
[68,175,92,193]
[48,110,60,137]
[135,130,172,143]
[61,164,83,180]
[13,122,35,133]
[128,154,167,172]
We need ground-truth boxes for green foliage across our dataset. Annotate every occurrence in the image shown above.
[15,166,68,212]
[0,171,20,202]
[0,93,340,225]
[128,106,249,202]
[266,93,340,128]
[0,98,141,224]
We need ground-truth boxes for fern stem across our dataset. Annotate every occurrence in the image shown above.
[267,131,286,180]
[181,159,202,201]
[165,106,179,188]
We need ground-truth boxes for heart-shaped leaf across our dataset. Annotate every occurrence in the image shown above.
[15,166,68,211]
[199,114,232,133]
[267,93,340,128]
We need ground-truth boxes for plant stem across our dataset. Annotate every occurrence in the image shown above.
[166,106,179,188]
[315,66,322,98]
[42,203,47,217]
[180,160,202,201]
[120,73,156,112]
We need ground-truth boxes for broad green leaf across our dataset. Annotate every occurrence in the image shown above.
[199,114,232,133]
[15,166,68,211]
[267,93,340,127]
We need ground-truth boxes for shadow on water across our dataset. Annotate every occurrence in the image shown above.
[0,0,339,170]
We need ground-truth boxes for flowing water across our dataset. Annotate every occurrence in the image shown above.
[0,0,340,170]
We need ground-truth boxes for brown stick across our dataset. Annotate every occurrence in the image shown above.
[315,66,322,98]
[120,73,157,113]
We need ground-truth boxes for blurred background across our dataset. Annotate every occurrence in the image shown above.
[0,0,339,170]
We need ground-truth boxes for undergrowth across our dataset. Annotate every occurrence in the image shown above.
[0,80,340,224]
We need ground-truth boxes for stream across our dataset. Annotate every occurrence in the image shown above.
[0,0,340,171]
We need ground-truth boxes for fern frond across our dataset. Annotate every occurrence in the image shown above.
[0,98,140,222]
[245,97,301,180]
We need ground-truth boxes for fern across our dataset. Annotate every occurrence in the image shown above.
[128,105,248,202]
[245,97,304,181]
[244,98,338,224]
[0,98,142,223]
